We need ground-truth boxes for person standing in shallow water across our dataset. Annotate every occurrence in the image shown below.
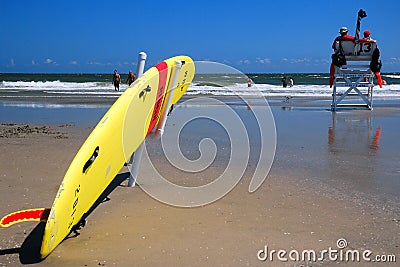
[247,77,253,87]
[281,76,287,88]
[113,70,121,91]
[289,77,294,87]
[126,70,136,86]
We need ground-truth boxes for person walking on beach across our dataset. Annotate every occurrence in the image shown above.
[113,70,121,91]
[126,70,136,86]
[332,27,354,50]
[289,76,294,87]
[281,76,287,88]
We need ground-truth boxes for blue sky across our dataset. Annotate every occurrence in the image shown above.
[1,0,399,73]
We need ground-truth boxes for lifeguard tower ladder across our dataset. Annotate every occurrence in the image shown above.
[331,40,377,111]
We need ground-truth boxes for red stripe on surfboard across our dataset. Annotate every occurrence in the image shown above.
[1,208,50,227]
[146,61,168,136]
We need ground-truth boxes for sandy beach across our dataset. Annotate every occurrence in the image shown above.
[0,97,399,266]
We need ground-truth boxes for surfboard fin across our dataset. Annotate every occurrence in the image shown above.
[0,208,51,228]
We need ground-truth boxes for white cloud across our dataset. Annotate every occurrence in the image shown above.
[238,59,251,65]
[44,58,54,64]
[280,57,315,64]
[70,61,78,65]
[5,58,15,68]
[44,58,59,66]
[31,60,37,65]
[256,58,272,64]
[319,59,330,64]
[87,61,103,65]
[385,57,400,64]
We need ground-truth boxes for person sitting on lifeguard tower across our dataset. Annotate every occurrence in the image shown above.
[359,30,373,42]
[332,27,354,50]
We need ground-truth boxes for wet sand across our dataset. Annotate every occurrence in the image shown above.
[0,99,399,266]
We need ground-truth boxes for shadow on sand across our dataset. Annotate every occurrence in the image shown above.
[0,171,130,264]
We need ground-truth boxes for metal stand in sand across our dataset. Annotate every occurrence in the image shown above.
[127,55,183,187]
[127,52,147,187]
[156,60,182,135]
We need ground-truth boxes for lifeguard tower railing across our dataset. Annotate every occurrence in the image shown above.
[331,40,377,111]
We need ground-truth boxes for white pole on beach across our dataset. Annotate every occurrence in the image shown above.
[127,52,147,187]
[156,60,182,135]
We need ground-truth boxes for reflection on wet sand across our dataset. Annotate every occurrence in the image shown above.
[324,111,391,200]
[328,112,382,152]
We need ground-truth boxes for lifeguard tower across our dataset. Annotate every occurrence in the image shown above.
[331,40,378,111]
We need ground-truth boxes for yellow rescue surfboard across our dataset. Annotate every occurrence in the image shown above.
[1,55,195,260]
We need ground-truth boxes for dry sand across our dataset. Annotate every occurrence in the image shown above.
[0,104,399,266]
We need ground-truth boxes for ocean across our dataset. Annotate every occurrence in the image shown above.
[1,73,400,103]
